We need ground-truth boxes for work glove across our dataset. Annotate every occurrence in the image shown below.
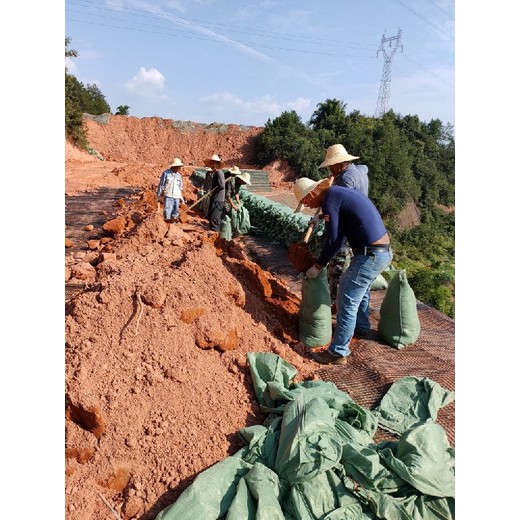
[305,264,321,279]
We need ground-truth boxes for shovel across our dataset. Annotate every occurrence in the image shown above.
[288,207,321,273]
[175,176,234,223]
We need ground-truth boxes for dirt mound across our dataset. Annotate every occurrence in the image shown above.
[83,115,263,167]
[65,187,318,519]
[64,117,324,519]
[66,115,266,197]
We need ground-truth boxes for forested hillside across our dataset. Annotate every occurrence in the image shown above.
[253,99,455,317]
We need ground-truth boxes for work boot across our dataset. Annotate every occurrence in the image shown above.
[311,350,348,365]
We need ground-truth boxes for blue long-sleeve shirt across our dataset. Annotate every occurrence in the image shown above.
[316,185,388,267]
[334,163,369,196]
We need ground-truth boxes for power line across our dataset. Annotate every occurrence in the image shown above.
[67,0,376,52]
[423,0,453,18]
[67,10,374,60]
[400,54,454,89]
[391,0,454,41]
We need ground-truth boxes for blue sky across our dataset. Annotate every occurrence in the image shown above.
[65,0,455,128]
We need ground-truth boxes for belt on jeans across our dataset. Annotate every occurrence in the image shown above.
[352,244,391,255]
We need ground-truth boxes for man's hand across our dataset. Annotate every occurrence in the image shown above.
[309,214,321,225]
[305,264,321,279]
[157,201,161,213]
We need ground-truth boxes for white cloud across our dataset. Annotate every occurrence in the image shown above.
[200,92,311,118]
[287,97,312,112]
[125,67,166,99]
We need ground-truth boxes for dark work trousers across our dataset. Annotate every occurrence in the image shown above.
[209,199,225,231]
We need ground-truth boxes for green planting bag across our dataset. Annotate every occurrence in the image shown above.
[370,273,388,290]
[299,269,332,348]
[231,204,251,236]
[220,214,233,241]
[377,269,420,348]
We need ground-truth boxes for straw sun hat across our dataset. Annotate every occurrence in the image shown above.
[203,154,224,167]
[228,165,241,175]
[293,177,320,213]
[236,171,251,185]
[169,157,184,168]
[318,144,359,169]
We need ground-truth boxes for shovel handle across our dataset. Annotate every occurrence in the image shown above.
[302,208,321,243]
[187,176,234,211]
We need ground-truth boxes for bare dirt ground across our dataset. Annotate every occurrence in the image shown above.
[65,116,322,520]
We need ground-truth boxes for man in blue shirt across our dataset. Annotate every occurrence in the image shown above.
[294,177,392,365]
[321,143,369,195]
[318,144,370,306]
[157,157,184,222]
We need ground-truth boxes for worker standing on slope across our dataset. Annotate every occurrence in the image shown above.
[302,144,370,309]
[157,157,185,222]
[294,177,392,365]
[205,154,227,231]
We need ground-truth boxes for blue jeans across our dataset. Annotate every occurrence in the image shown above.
[329,248,393,357]
[164,196,180,219]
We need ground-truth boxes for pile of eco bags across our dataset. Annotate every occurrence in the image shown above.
[156,352,455,520]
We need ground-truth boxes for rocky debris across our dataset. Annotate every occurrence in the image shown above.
[64,191,316,519]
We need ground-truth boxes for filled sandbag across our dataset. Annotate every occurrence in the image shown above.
[231,203,251,237]
[220,214,233,241]
[299,269,332,348]
[371,273,388,290]
[377,269,420,348]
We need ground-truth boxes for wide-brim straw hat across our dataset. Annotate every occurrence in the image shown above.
[228,165,241,175]
[203,154,224,167]
[318,144,359,169]
[293,177,319,213]
[169,157,184,168]
[236,171,251,185]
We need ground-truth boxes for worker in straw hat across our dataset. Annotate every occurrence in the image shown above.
[221,166,252,239]
[293,177,392,365]
[319,143,368,195]
[204,154,227,231]
[157,157,185,222]
[318,144,369,307]
[223,165,246,216]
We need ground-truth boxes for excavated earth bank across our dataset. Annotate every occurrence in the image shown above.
[65,115,315,520]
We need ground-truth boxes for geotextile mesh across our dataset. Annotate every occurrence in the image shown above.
[317,291,455,446]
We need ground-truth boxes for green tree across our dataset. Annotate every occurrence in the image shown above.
[115,105,130,116]
[309,98,348,136]
[253,111,323,179]
[65,38,87,148]
[367,111,420,217]
[65,37,112,148]
[80,83,111,115]
[65,37,77,61]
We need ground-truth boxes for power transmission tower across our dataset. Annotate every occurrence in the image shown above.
[375,28,403,118]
